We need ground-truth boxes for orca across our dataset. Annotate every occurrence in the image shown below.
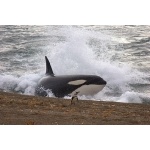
[35,56,107,98]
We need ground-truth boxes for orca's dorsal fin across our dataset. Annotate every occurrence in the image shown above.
[45,56,55,76]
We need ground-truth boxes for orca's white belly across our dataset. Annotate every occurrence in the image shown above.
[71,84,105,96]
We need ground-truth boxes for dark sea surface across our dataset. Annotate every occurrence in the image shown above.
[0,25,150,103]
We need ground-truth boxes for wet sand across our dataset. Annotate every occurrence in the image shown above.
[0,91,150,125]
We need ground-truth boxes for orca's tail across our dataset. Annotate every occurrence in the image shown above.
[45,56,55,76]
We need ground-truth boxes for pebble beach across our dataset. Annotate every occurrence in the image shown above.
[0,91,150,125]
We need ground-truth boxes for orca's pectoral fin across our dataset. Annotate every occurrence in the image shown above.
[45,56,55,76]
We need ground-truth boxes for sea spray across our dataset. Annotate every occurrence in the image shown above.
[0,26,149,103]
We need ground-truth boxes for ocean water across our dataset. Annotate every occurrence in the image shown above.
[0,25,150,103]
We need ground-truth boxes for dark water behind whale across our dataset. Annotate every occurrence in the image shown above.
[0,25,150,103]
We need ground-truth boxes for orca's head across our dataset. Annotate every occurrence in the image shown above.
[68,75,107,96]
[84,75,107,86]
[87,76,107,85]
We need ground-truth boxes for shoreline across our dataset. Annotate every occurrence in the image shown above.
[0,91,150,125]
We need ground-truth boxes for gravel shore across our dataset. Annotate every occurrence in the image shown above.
[0,91,150,125]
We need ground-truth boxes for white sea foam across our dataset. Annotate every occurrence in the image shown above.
[0,74,41,95]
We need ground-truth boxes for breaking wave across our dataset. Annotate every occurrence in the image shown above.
[0,26,149,103]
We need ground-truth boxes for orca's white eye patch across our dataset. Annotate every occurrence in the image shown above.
[68,80,86,85]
